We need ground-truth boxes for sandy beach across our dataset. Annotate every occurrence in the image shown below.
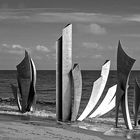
[0,121,103,140]
[0,120,121,140]
[0,113,131,140]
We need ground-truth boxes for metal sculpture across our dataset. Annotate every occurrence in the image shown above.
[78,60,110,121]
[71,64,82,121]
[56,24,72,122]
[115,41,135,130]
[15,50,36,113]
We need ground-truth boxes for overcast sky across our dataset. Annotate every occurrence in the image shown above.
[0,0,140,70]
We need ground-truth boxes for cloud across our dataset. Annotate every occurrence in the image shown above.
[1,9,140,25]
[35,12,123,24]
[0,9,124,24]
[89,24,106,34]
[2,44,23,49]
[82,42,103,49]
[12,44,23,49]
[0,11,30,20]
[36,45,50,52]
[2,43,9,48]
[125,15,140,22]
[1,43,30,55]
[77,23,106,35]
[1,43,51,57]
[2,43,23,49]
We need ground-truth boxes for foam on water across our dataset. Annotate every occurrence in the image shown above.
[71,117,116,132]
[0,104,56,119]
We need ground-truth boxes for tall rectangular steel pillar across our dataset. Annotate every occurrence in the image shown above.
[56,24,72,122]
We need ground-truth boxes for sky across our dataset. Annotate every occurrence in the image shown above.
[0,0,140,70]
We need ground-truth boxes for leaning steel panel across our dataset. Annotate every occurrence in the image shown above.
[115,41,135,130]
[77,60,110,121]
[26,58,37,111]
[71,64,82,121]
[89,84,117,118]
[16,50,32,113]
[56,24,72,122]
[133,79,140,126]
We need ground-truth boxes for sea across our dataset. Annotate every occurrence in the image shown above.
[0,70,140,139]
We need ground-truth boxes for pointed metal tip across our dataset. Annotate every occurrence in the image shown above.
[25,49,28,53]
[57,36,62,41]
[73,63,78,68]
[118,40,122,46]
[25,50,31,59]
[25,49,28,56]
[104,60,110,65]
[65,23,72,28]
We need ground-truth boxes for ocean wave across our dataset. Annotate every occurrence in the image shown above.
[0,97,15,103]
[0,104,56,119]
[0,97,56,106]
[36,100,55,105]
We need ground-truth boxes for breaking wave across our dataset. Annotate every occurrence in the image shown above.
[0,97,56,106]
[0,102,56,119]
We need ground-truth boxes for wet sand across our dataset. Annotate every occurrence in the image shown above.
[0,114,130,140]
